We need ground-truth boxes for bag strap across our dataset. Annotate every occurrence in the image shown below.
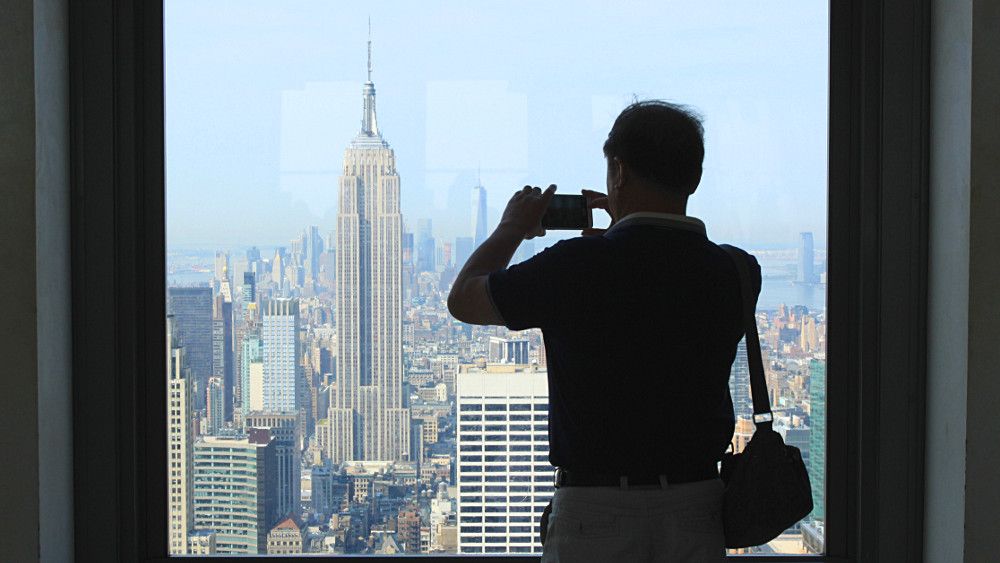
[720,244,773,430]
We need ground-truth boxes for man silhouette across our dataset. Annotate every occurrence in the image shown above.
[448,101,760,562]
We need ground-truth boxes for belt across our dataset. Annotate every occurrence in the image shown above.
[554,466,719,489]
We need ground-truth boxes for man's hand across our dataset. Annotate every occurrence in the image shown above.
[449,184,556,325]
[498,184,557,240]
[581,188,609,236]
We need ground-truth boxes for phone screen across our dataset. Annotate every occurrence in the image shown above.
[541,194,592,230]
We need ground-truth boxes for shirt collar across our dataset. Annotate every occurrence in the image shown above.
[604,212,707,236]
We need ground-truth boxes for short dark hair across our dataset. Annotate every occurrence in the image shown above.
[602,100,705,195]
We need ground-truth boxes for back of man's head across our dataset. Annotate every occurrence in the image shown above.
[603,101,705,196]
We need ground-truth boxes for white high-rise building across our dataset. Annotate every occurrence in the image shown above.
[330,32,409,463]
[167,316,194,555]
[262,298,299,413]
[456,364,552,555]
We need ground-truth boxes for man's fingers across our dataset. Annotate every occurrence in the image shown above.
[582,189,610,210]
[581,227,607,237]
[542,184,557,203]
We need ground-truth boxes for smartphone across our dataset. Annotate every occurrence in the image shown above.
[541,194,592,230]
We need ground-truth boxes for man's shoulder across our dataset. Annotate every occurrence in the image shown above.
[712,242,763,294]
[713,243,761,269]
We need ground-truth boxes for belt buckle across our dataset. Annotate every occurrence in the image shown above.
[553,467,564,488]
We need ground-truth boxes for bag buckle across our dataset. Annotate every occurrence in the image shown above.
[753,412,773,424]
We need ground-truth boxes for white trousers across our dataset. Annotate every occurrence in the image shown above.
[541,478,725,563]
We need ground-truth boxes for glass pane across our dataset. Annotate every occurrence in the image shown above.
[165,0,827,556]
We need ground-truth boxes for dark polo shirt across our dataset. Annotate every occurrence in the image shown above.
[487,213,761,475]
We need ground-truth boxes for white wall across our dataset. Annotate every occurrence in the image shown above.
[925,0,1000,560]
[0,0,73,560]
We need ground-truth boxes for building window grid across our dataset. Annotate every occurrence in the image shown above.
[458,395,550,554]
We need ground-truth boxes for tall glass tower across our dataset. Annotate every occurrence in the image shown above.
[330,31,410,462]
[798,232,816,284]
[168,286,214,407]
[472,184,488,248]
[808,357,826,521]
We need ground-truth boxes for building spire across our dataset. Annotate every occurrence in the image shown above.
[360,19,380,137]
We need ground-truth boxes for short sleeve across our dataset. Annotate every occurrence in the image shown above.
[487,238,598,331]
[748,254,763,301]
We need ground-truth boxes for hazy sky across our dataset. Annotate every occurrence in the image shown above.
[165,0,828,250]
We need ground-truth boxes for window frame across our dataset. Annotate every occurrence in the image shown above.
[70,0,929,561]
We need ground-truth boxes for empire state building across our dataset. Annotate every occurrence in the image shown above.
[329,36,410,462]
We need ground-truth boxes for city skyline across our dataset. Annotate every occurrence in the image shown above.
[165,1,828,248]
[163,3,829,555]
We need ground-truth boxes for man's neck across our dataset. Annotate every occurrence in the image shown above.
[615,198,688,221]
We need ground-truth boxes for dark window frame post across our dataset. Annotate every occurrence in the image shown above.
[70,0,928,561]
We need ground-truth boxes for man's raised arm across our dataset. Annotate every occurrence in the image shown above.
[447,184,555,325]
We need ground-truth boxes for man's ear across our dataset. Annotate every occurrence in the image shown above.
[614,158,628,190]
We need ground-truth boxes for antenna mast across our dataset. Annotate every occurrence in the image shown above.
[367,17,373,82]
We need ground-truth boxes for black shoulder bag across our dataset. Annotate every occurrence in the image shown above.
[719,244,814,549]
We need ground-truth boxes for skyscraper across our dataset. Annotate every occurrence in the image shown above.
[401,231,414,266]
[234,298,259,425]
[168,287,214,407]
[242,271,256,304]
[798,232,816,284]
[272,248,285,289]
[417,218,435,273]
[214,251,230,285]
[167,316,194,555]
[454,236,474,270]
[262,298,300,413]
[246,412,302,520]
[205,376,223,435]
[729,339,753,422]
[240,320,263,416]
[193,429,279,554]
[442,241,453,270]
[246,246,262,266]
[304,225,323,284]
[330,33,410,463]
[808,356,826,521]
[213,273,235,421]
[472,184,488,248]
[456,364,552,554]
